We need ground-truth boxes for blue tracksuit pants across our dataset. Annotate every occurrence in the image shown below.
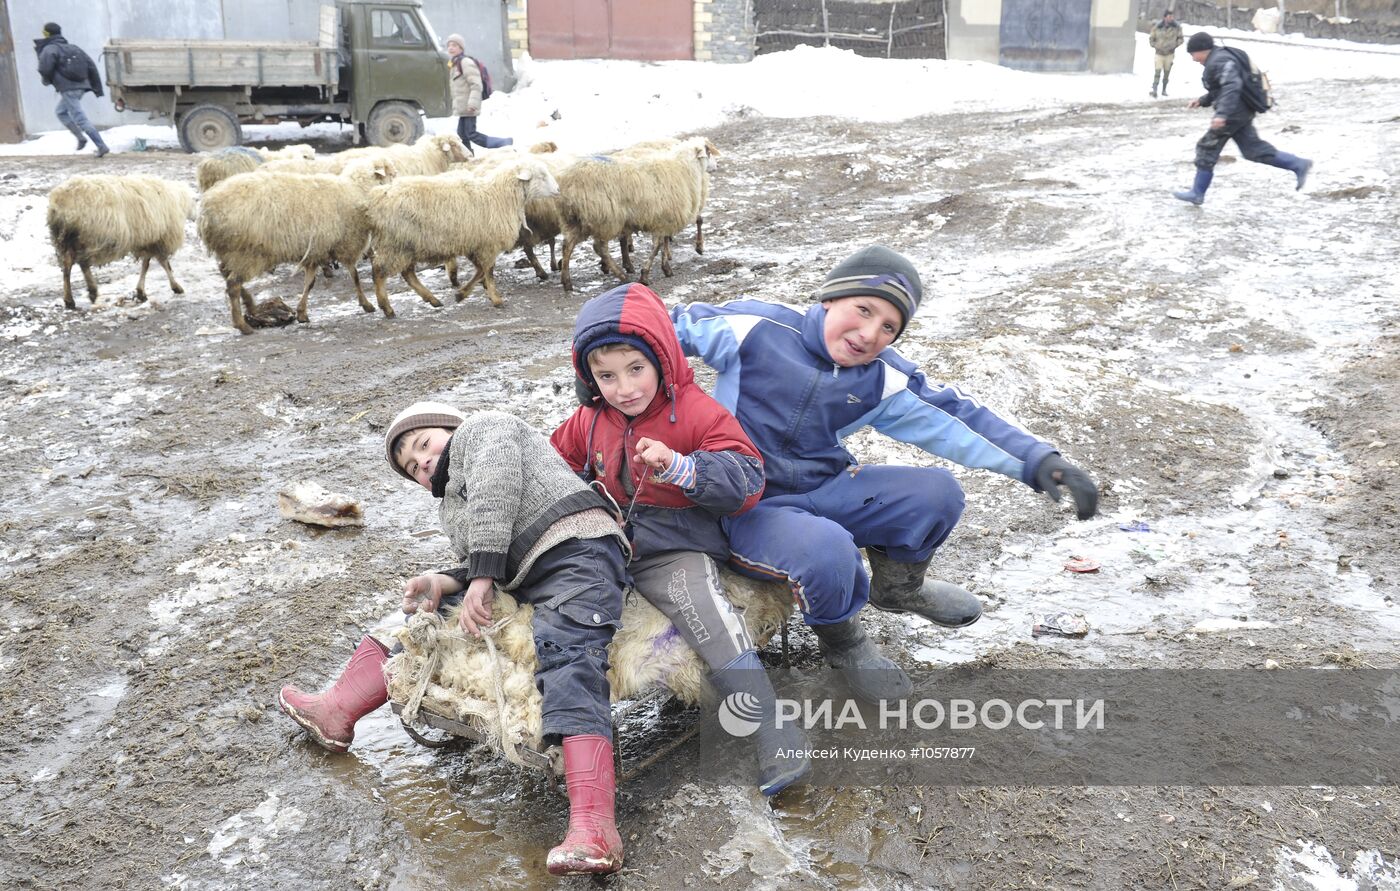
[722,465,965,625]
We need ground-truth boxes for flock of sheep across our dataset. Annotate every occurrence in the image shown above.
[44,132,720,334]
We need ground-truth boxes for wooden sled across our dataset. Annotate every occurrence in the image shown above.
[386,572,795,783]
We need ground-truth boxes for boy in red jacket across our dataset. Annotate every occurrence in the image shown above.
[552,283,808,796]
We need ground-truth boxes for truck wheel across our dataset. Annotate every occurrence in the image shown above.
[178,105,242,153]
[366,101,423,147]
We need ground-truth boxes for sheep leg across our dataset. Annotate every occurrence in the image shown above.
[549,237,559,272]
[158,256,184,295]
[619,232,635,274]
[457,259,487,303]
[479,254,505,308]
[223,276,255,335]
[560,234,579,293]
[79,262,99,304]
[445,257,460,288]
[134,257,151,304]
[639,237,665,286]
[403,267,443,308]
[348,263,375,313]
[60,255,76,309]
[663,235,675,277]
[695,215,704,255]
[371,262,397,318]
[240,286,256,314]
[295,267,317,324]
[593,237,628,283]
[522,243,549,281]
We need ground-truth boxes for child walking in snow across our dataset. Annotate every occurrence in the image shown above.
[551,283,809,796]
[278,402,629,876]
[671,244,1100,703]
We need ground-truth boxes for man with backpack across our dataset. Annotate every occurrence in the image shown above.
[34,23,110,158]
[1148,10,1183,98]
[1173,32,1311,205]
[445,34,512,153]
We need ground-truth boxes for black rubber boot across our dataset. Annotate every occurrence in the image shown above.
[810,617,912,704]
[866,548,982,628]
[709,651,810,796]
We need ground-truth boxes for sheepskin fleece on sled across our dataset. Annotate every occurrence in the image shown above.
[385,571,792,753]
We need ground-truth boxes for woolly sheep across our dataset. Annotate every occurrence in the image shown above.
[384,572,793,757]
[611,137,720,274]
[196,144,319,193]
[197,157,396,334]
[556,137,716,291]
[368,156,559,312]
[46,174,195,309]
[447,143,577,285]
[267,133,470,177]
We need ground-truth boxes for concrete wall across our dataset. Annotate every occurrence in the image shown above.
[947,0,1135,72]
[6,0,509,136]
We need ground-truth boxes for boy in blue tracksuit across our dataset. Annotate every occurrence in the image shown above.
[671,244,1098,702]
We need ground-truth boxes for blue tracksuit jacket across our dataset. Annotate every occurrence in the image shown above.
[671,299,1057,497]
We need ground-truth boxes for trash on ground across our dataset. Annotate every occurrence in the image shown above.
[1063,556,1100,573]
[278,480,363,528]
[1032,612,1091,638]
[1117,521,1151,532]
[246,297,296,328]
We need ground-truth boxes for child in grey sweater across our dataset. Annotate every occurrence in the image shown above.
[278,401,628,877]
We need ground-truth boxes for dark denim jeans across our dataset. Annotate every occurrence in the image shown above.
[456,115,512,151]
[55,90,106,149]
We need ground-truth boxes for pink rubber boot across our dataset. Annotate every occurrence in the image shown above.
[277,635,389,753]
[546,734,624,876]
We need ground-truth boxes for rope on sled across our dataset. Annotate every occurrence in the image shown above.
[400,608,528,768]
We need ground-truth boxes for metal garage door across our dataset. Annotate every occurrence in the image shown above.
[998,0,1092,72]
[528,0,693,60]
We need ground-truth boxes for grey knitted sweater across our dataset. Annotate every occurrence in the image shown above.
[437,411,624,590]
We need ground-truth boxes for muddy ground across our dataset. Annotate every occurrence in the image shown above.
[2,73,1399,890]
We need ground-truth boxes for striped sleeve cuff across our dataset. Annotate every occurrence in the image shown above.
[466,551,508,581]
[655,452,697,490]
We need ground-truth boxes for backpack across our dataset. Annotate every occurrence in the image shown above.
[474,58,493,100]
[56,44,90,83]
[1222,46,1274,114]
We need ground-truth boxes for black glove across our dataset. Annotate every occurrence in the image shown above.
[1034,454,1098,521]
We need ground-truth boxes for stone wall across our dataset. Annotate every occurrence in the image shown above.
[1141,0,1400,42]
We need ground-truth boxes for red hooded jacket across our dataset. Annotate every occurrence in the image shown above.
[551,283,763,561]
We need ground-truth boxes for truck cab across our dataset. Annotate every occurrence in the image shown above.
[342,0,451,143]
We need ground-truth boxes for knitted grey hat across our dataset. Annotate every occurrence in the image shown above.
[385,401,465,481]
[813,244,924,336]
[1186,31,1214,52]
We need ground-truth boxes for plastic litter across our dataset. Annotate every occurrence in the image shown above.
[1117,521,1151,532]
[1063,556,1100,573]
[1032,612,1091,638]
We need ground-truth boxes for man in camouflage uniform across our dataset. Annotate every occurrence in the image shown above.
[1149,10,1183,98]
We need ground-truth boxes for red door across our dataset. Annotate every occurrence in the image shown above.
[529,0,693,61]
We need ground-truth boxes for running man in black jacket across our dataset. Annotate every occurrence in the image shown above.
[1173,32,1310,205]
[34,22,109,157]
